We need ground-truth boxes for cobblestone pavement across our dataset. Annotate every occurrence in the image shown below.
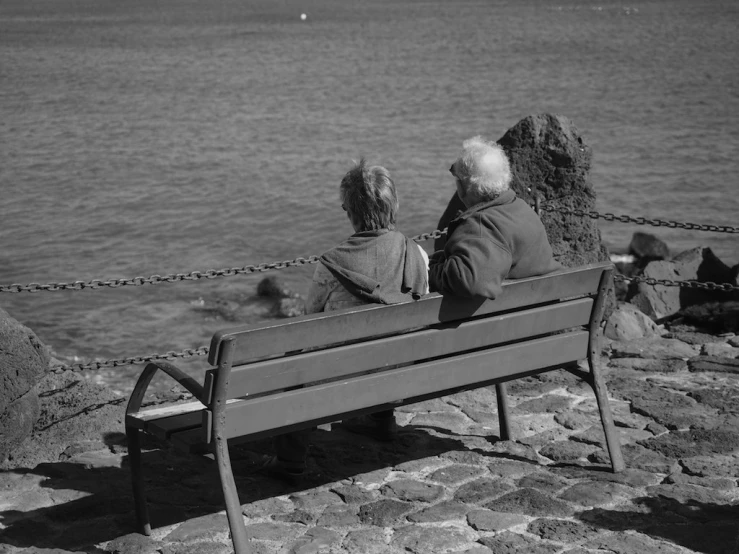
[1,332,738,554]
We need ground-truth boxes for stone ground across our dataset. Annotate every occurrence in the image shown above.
[1,331,738,554]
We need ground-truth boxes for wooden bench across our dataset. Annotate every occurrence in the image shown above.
[125,261,624,554]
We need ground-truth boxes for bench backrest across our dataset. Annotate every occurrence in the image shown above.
[202,262,613,442]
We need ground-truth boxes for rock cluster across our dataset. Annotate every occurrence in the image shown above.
[610,231,739,336]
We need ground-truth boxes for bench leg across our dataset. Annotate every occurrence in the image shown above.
[214,435,250,554]
[588,361,625,473]
[495,383,511,441]
[126,427,151,535]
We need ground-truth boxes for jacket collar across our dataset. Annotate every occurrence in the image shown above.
[455,189,517,221]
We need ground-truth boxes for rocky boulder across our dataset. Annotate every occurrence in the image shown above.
[604,302,661,341]
[627,247,739,320]
[435,114,609,268]
[628,232,670,267]
[0,369,126,470]
[0,307,50,461]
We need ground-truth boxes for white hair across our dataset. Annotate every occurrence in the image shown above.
[455,136,511,204]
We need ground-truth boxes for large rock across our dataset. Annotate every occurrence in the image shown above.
[628,232,670,265]
[0,370,125,470]
[0,307,50,413]
[0,307,50,461]
[605,302,661,341]
[0,390,40,461]
[627,247,739,320]
[436,114,610,268]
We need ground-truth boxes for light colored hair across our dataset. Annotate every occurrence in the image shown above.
[454,136,512,204]
[340,158,398,232]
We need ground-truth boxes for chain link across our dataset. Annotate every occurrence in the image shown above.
[1,256,322,293]
[51,346,210,374]
[539,204,739,233]
[613,273,739,292]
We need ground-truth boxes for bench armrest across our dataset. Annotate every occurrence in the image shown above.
[126,361,205,416]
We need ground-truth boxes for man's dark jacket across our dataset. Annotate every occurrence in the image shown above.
[429,189,560,299]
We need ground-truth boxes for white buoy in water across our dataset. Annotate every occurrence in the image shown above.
[300,13,307,21]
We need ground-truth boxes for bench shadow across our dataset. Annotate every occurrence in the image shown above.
[0,424,506,551]
[575,495,739,554]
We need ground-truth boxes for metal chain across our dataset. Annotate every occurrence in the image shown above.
[54,270,738,374]
[613,273,739,292]
[2,207,736,293]
[1,256,321,293]
[539,204,739,233]
[51,346,210,374]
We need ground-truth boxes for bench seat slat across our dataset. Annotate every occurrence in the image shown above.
[216,331,589,440]
[207,297,594,401]
[208,263,610,365]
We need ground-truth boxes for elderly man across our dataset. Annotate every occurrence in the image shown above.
[429,136,559,298]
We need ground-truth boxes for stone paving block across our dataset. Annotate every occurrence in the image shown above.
[358,499,413,527]
[551,466,662,488]
[289,489,343,511]
[407,500,470,523]
[352,468,391,487]
[242,496,293,518]
[701,342,739,357]
[393,457,447,474]
[487,441,540,461]
[527,518,601,543]
[477,531,560,554]
[273,509,316,525]
[679,454,739,478]
[663,473,736,491]
[458,406,499,427]
[486,458,539,478]
[466,509,528,532]
[486,488,574,517]
[316,503,360,527]
[380,479,445,502]
[440,450,488,465]
[515,472,570,494]
[453,477,512,504]
[409,412,472,435]
[242,522,305,541]
[105,532,163,554]
[597,444,680,474]
[559,481,632,507]
[638,428,739,458]
[331,484,380,505]
[283,527,340,554]
[513,395,573,414]
[506,377,562,397]
[163,513,230,542]
[584,531,685,554]
[687,387,739,413]
[509,414,560,439]
[445,388,499,411]
[391,524,473,554]
[645,483,734,508]
[428,464,485,485]
[539,441,598,463]
[342,527,389,554]
[554,412,593,430]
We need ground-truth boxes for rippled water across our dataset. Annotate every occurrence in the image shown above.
[1,0,737,392]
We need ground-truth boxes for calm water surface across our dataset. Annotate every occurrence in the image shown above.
[1,0,737,392]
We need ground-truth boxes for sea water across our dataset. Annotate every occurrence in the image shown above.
[1,0,738,392]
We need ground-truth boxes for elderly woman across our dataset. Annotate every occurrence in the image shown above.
[266,159,429,481]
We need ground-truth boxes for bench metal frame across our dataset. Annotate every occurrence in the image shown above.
[125,262,624,554]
